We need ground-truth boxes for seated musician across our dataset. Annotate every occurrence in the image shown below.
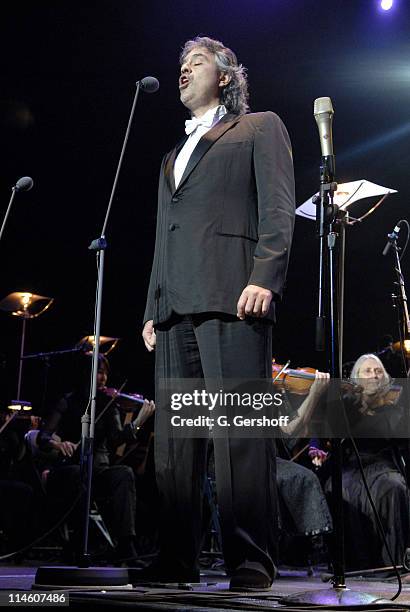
[309,353,409,570]
[37,353,155,564]
[203,368,333,568]
[276,369,333,561]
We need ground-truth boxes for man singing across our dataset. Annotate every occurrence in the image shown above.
[141,36,295,589]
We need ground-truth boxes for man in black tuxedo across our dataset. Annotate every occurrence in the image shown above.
[141,36,295,589]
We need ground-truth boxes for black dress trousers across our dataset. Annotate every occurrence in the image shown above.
[154,312,277,580]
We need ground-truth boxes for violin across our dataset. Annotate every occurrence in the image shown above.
[341,381,403,410]
[101,387,145,412]
[272,360,403,405]
[107,390,154,472]
[272,360,318,395]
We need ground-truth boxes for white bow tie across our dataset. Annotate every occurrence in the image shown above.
[185,115,214,135]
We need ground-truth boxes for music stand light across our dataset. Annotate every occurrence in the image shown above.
[76,335,120,356]
[0,292,54,400]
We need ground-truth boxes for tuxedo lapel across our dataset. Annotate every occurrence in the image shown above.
[174,113,240,194]
[164,136,188,193]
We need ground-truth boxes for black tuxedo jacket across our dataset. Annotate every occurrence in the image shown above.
[143,111,295,325]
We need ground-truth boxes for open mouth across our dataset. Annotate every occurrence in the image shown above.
[179,76,190,89]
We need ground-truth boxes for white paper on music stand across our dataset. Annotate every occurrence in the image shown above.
[296,180,398,220]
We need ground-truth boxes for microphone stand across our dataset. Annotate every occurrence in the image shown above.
[282,160,390,606]
[387,229,410,570]
[34,79,149,589]
[0,177,33,242]
[0,187,18,242]
[316,157,349,592]
[391,232,410,354]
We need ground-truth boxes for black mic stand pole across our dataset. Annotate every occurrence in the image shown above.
[0,187,18,243]
[1,177,33,405]
[392,233,410,362]
[282,160,390,606]
[0,176,34,242]
[79,75,158,568]
[388,231,410,570]
[317,156,349,592]
[383,223,410,374]
[34,77,157,589]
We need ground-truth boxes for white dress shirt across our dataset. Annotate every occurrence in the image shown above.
[174,104,227,189]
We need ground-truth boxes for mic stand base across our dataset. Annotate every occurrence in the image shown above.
[33,566,130,589]
[280,587,390,607]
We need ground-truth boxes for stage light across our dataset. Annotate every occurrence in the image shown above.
[380,0,393,10]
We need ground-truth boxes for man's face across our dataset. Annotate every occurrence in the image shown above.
[179,46,223,115]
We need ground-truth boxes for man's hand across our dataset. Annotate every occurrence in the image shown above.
[51,439,78,457]
[237,285,273,320]
[142,320,156,352]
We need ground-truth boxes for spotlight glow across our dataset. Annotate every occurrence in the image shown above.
[380,0,393,10]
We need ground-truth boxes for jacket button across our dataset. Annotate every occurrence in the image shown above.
[171,196,179,203]
[168,223,176,231]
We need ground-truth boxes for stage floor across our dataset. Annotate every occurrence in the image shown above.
[1,564,410,610]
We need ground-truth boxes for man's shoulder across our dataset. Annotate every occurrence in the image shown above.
[238,110,282,126]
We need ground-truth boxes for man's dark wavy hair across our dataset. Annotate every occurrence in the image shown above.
[180,36,249,116]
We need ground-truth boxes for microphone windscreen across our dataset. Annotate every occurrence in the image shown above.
[140,76,160,93]
[314,97,334,117]
[15,176,34,192]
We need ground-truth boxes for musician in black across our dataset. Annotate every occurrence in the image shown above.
[310,353,410,569]
[37,354,155,562]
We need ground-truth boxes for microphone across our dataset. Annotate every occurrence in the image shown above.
[382,223,401,256]
[139,76,160,93]
[314,98,336,353]
[14,176,33,192]
[314,97,335,180]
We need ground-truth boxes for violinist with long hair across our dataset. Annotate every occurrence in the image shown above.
[310,353,410,570]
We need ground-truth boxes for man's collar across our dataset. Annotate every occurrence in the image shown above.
[185,105,227,135]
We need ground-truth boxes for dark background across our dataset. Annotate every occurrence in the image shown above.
[1,0,409,412]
